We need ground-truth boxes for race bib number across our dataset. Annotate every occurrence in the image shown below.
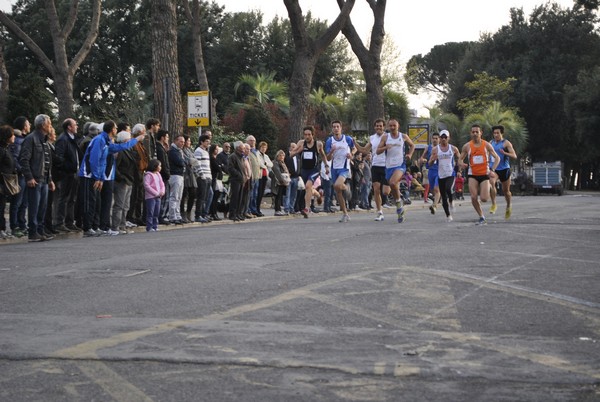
[303,151,314,159]
[473,155,484,165]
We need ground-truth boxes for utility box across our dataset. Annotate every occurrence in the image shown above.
[532,161,564,195]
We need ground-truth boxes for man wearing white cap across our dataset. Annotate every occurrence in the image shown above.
[428,130,460,222]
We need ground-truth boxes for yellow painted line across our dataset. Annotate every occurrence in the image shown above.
[404,266,600,314]
[373,362,386,375]
[393,362,420,377]
[76,361,153,402]
[123,269,151,277]
[52,267,408,359]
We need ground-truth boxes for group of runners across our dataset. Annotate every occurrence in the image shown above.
[289,118,516,225]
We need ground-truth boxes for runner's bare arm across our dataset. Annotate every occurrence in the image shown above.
[376,134,388,155]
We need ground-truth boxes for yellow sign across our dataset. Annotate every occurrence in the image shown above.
[187,91,210,127]
[408,124,429,149]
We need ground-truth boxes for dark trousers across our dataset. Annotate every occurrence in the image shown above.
[160,179,170,221]
[55,174,79,227]
[195,178,211,219]
[79,177,99,231]
[127,171,144,224]
[0,193,7,231]
[181,186,196,216]
[439,176,455,217]
[228,180,243,219]
[274,185,285,212]
[26,181,48,237]
[9,174,27,230]
[257,176,267,213]
[44,185,55,230]
[145,197,160,231]
[99,180,114,230]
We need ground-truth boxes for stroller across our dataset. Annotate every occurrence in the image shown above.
[216,174,231,217]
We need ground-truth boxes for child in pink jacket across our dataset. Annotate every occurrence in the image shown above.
[144,159,165,231]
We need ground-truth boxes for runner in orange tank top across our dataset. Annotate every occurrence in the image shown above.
[458,124,499,225]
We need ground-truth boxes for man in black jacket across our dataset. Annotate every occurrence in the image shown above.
[155,129,171,224]
[19,114,55,242]
[284,143,300,214]
[53,118,82,232]
[168,135,186,224]
[227,141,247,222]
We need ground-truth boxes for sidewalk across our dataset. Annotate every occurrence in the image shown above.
[0,200,428,245]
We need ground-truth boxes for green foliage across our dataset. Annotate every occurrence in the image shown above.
[564,66,600,164]
[308,87,342,132]
[234,71,288,109]
[241,105,278,147]
[5,65,54,124]
[404,42,472,95]
[456,72,517,115]
[440,3,600,174]
[419,106,462,138]
[464,101,529,154]
[345,88,410,132]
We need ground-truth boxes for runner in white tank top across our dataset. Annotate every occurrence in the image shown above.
[429,130,460,221]
[353,119,391,221]
[376,119,415,223]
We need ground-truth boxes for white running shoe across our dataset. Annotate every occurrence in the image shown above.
[447,215,453,223]
[374,211,384,221]
[339,214,350,223]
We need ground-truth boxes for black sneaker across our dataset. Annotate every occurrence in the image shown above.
[28,233,45,242]
[55,225,72,233]
[41,231,54,240]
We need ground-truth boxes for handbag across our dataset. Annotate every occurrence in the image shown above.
[1,173,20,196]
[297,176,305,190]
[280,172,291,186]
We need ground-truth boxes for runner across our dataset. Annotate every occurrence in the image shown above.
[420,132,441,214]
[458,125,500,225]
[376,119,415,223]
[428,130,460,222]
[488,125,517,219]
[290,125,328,218]
[354,119,391,221]
[325,121,357,223]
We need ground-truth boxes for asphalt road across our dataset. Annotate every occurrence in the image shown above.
[1,193,599,401]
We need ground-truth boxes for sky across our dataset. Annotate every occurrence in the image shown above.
[0,0,577,114]
[212,0,576,113]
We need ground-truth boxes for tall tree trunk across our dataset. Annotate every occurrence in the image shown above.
[0,40,9,122]
[0,0,101,122]
[339,0,386,130]
[152,0,184,137]
[284,0,355,144]
[53,71,74,123]
[182,0,209,91]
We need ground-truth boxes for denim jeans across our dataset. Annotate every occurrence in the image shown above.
[204,184,214,216]
[321,179,332,211]
[9,174,27,230]
[26,181,48,237]
[168,175,184,221]
[195,178,211,219]
[248,178,259,214]
[145,197,160,231]
[284,177,299,213]
[360,180,371,208]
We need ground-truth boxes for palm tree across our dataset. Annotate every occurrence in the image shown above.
[308,87,342,132]
[234,71,289,110]
[421,106,462,133]
[465,101,529,154]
